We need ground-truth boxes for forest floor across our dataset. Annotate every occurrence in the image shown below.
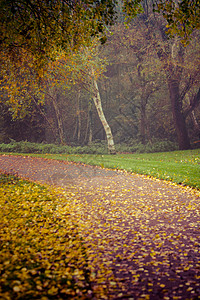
[0,154,200,300]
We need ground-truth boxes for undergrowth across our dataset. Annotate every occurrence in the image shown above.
[0,139,178,155]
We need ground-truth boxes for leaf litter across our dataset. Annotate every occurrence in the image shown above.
[60,174,200,299]
[0,155,200,299]
[0,174,93,299]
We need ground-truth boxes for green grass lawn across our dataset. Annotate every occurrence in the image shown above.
[1,149,200,189]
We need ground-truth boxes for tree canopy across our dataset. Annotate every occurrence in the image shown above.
[154,0,200,42]
[0,0,199,65]
[0,0,116,65]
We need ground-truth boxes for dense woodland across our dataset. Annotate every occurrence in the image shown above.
[0,1,200,153]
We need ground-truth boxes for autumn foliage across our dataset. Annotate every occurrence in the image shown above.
[0,174,92,299]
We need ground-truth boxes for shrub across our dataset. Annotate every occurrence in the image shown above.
[0,139,178,155]
[115,139,178,153]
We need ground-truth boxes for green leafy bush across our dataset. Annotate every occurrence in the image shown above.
[0,140,108,154]
[116,139,178,153]
[0,139,178,155]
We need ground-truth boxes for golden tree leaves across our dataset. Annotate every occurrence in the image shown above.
[0,49,46,119]
[0,0,117,72]
[0,38,106,120]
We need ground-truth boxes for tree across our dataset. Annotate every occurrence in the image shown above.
[97,9,200,148]
[155,0,200,43]
[0,0,116,68]
[0,0,199,68]
[100,21,168,145]
[0,37,116,152]
[0,100,46,143]
[153,28,199,149]
[46,42,116,152]
[90,66,116,154]
[130,7,200,149]
[124,0,200,43]
[45,84,66,144]
[68,43,116,153]
[0,48,45,119]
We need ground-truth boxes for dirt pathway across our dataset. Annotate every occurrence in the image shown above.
[0,155,200,300]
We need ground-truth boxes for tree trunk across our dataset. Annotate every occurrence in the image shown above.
[84,104,93,144]
[136,60,154,145]
[154,33,191,150]
[28,92,58,142]
[92,76,116,154]
[190,111,200,139]
[167,78,191,149]
[88,115,93,144]
[51,95,65,144]
[77,90,81,142]
[73,90,81,143]
[140,103,146,144]
[47,87,65,144]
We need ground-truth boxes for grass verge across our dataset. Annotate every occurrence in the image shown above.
[2,149,199,190]
[66,150,200,190]
[0,173,92,299]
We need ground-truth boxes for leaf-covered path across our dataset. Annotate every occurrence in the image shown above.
[0,155,200,299]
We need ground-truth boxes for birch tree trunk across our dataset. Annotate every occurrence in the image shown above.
[91,72,116,154]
